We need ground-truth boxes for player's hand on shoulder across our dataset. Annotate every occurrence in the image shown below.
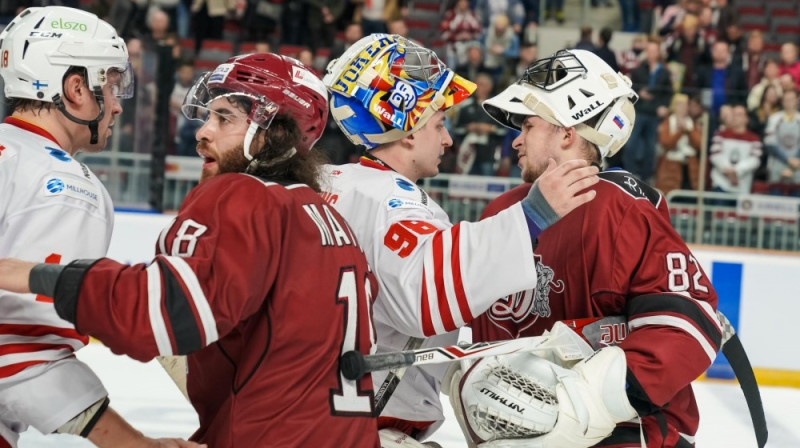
[521,159,598,231]
[535,158,599,218]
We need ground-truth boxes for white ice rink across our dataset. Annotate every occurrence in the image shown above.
[18,343,800,447]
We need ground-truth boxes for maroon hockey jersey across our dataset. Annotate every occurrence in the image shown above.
[471,171,722,447]
[54,174,380,447]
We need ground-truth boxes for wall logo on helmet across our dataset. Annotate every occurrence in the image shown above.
[570,100,605,121]
[389,81,417,111]
[373,102,404,128]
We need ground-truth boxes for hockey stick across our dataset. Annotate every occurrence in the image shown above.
[372,336,424,415]
[156,355,189,401]
[341,322,592,380]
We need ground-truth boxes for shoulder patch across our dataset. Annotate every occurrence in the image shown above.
[44,146,71,162]
[385,197,427,211]
[393,176,417,192]
[599,170,662,207]
[42,173,100,207]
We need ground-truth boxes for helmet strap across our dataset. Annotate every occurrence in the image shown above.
[243,120,260,161]
[52,87,106,145]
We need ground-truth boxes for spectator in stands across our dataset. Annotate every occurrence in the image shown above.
[748,59,782,112]
[779,42,800,91]
[476,0,525,33]
[171,60,202,156]
[618,33,646,76]
[503,42,538,87]
[594,27,619,74]
[666,14,708,92]
[241,0,282,44]
[656,93,702,194]
[328,22,362,65]
[452,73,506,175]
[658,0,689,36]
[456,42,490,82]
[440,0,483,67]
[544,0,565,24]
[694,40,748,120]
[618,0,640,32]
[763,89,800,192]
[358,0,407,36]
[625,36,673,183]
[696,5,718,47]
[190,0,236,53]
[306,0,346,53]
[483,14,519,84]
[519,0,539,44]
[743,29,768,84]
[723,22,745,70]
[709,0,736,37]
[386,17,408,37]
[749,84,781,140]
[709,104,762,194]
[574,26,595,52]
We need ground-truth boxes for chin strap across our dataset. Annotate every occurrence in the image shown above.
[243,121,260,161]
[52,88,106,145]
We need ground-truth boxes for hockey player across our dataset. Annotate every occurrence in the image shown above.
[0,53,380,447]
[320,34,601,446]
[0,6,201,448]
[451,49,724,447]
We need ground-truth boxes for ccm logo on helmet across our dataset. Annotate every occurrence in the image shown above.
[570,99,605,121]
[50,19,88,31]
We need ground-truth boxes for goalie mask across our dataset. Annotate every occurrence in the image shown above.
[0,6,133,144]
[323,34,475,149]
[482,49,638,158]
[182,53,328,161]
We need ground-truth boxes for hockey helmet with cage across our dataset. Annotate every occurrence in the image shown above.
[323,34,476,149]
[482,49,638,158]
[0,6,133,103]
[182,53,329,161]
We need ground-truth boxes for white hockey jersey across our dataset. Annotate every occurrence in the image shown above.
[320,157,540,435]
[0,118,114,383]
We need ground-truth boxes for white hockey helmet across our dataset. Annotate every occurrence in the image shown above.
[0,6,133,103]
[483,49,638,158]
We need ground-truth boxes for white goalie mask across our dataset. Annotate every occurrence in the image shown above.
[482,49,638,158]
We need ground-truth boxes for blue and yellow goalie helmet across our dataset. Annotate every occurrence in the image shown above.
[323,34,476,149]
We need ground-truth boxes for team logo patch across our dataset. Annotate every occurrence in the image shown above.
[394,178,416,191]
[43,174,100,207]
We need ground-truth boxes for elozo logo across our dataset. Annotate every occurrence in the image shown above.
[51,19,88,31]
[46,178,65,193]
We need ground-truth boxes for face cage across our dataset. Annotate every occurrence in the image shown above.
[181,71,279,129]
[519,50,587,92]
[395,42,449,92]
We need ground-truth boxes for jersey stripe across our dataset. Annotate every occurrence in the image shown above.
[629,315,717,361]
[431,232,456,332]
[163,256,219,345]
[147,262,173,356]
[422,246,445,335]
[0,342,76,357]
[158,258,203,354]
[448,224,472,324]
[420,275,435,336]
[0,360,48,380]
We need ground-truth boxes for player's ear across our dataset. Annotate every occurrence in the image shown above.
[562,126,578,148]
[62,72,87,105]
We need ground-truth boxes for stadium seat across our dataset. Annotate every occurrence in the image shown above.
[197,39,234,63]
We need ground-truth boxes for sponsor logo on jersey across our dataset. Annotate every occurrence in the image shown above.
[43,176,100,207]
[45,146,71,162]
[394,177,415,191]
[384,197,426,211]
[46,178,65,193]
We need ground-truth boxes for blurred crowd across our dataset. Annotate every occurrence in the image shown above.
[2,0,798,198]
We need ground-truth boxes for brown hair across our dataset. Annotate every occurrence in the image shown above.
[247,113,330,192]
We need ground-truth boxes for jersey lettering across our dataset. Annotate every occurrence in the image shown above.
[171,219,208,257]
[330,268,375,415]
[303,203,358,248]
[666,252,709,293]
